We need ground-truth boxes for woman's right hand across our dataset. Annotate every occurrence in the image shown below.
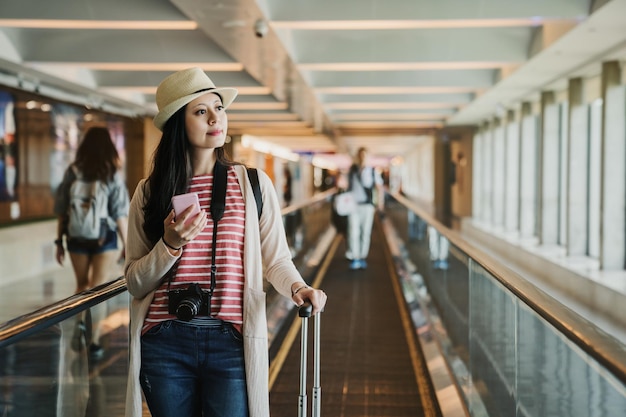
[162,206,208,252]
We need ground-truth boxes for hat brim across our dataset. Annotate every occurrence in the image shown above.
[153,87,238,131]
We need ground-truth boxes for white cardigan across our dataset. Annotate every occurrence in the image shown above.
[124,165,306,417]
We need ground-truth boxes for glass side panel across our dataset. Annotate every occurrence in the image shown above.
[284,199,333,266]
[469,262,519,416]
[469,262,626,417]
[386,197,626,417]
[516,301,626,416]
[0,292,130,416]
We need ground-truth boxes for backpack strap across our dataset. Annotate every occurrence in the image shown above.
[246,168,263,220]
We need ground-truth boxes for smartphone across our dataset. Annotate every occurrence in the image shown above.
[171,192,201,223]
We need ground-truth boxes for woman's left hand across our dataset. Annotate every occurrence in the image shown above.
[55,244,65,266]
[292,285,327,315]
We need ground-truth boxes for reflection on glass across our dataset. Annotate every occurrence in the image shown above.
[386,197,626,417]
[0,294,129,417]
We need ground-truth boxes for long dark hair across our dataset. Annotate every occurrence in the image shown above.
[74,127,120,182]
[142,105,240,245]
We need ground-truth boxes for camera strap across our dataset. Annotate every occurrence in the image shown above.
[165,161,227,311]
[208,161,227,299]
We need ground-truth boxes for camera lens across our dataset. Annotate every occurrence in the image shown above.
[176,296,202,321]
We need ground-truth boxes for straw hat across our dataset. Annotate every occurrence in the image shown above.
[153,67,238,131]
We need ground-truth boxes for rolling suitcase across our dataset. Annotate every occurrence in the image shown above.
[298,303,322,417]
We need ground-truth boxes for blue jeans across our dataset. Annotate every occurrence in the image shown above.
[140,319,249,417]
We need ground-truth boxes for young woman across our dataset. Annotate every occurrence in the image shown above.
[54,126,129,358]
[123,67,327,417]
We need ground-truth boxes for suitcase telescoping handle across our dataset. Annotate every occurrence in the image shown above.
[298,303,322,417]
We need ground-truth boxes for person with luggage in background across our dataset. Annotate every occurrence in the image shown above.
[54,126,129,360]
[123,67,327,417]
[346,147,384,270]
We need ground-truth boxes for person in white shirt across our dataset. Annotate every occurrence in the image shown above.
[346,147,384,270]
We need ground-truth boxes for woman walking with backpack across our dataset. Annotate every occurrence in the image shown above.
[54,126,129,359]
[123,67,327,417]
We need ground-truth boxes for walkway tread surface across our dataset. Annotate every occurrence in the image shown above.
[270,223,427,417]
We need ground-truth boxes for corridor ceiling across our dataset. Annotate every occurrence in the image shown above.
[0,0,625,160]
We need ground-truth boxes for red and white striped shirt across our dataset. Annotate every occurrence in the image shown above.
[143,166,246,334]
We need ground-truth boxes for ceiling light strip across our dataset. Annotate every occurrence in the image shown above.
[229,128,318,136]
[28,62,243,72]
[228,113,300,121]
[272,18,574,30]
[230,121,310,128]
[228,103,289,110]
[325,102,458,110]
[333,113,446,120]
[316,86,477,94]
[0,19,197,30]
[100,86,270,95]
[338,121,444,128]
[299,62,514,71]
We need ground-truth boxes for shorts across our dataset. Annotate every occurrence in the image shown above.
[67,229,118,255]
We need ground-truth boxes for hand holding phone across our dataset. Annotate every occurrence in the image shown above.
[171,193,201,224]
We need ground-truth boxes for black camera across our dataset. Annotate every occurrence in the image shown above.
[168,283,211,321]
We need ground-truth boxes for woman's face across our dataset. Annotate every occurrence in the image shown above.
[185,92,228,150]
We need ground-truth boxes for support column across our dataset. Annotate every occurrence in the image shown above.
[539,91,559,245]
[482,121,494,225]
[519,102,536,239]
[567,78,588,257]
[504,109,519,234]
[600,61,625,269]
[472,126,485,222]
[493,117,505,229]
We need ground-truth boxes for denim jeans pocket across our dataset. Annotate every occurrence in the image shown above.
[142,321,172,338]
[225,323,243,343]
